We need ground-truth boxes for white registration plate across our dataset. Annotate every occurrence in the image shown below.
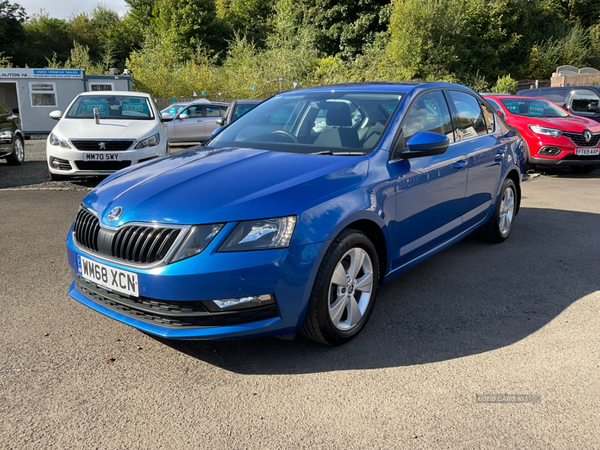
[83,153,123,161]
[77,254,139,297]
[575,148,600,156]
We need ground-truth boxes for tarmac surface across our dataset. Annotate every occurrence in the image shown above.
[1,140,599,448]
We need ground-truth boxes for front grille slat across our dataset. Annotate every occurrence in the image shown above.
[71,140,134,151]
[138,229,157,263]
[563,131,600,147]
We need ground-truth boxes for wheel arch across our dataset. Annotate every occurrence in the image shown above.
[337,218,388,282]
[505,168,521,214]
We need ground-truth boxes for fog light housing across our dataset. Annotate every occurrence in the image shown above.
[537,146,561,156]
[207,294,275,312]
[50,157,72,170]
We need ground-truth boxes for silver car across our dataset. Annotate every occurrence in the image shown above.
[165,100,228,143]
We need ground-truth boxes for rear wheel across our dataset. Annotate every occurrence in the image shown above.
[300,229,379,346]
[476,178,517,243]
[570,165,595,174]
[6,137,24,165]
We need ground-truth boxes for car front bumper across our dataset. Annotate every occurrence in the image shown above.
[47,140,168,176]
[66,230,324,340]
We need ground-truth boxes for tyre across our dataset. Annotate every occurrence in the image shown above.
[6,136,24,165]
[570,165,595,174]
[476,178,517,243]
[49,169,69,181]
[300,229,380,346]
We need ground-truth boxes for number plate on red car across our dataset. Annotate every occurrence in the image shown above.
[575,148,600,156]
[77,254,139,297]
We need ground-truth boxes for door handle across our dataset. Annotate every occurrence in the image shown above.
[454,160,468,169]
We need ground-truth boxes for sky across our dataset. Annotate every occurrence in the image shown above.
[17,0,129,19]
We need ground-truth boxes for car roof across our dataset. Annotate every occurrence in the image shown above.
[78,91,150,98]
[287,81,473,95]
[234,99,261,104]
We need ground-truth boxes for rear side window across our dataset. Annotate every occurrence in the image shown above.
[571,89,600,113]
[481,102,495,133]
[401,90,454,143]
[447,91,488,140]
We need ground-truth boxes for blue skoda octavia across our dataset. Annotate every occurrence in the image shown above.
[67,82,525,345]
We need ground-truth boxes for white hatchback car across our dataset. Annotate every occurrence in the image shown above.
[46,91,168,180]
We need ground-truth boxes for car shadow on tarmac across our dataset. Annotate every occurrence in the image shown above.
[162,206,600,374]
[0,160,105,190]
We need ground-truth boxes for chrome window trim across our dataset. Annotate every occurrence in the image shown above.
[73,205,192,269]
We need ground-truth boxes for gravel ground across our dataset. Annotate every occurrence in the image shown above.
[1,141,599,449]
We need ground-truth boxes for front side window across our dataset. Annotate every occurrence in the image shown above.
[500,98,568,118]
[571,89,600,113]
[30,82,57,107]
[66,95,154,120]
[448,91,488,140]
[401,90,454,143]
[207,91,404,154]
[233,104,257,120]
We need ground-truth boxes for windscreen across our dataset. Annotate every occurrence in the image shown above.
[501,98,569,118]
[207,91,404,154]
[66,95,155,120]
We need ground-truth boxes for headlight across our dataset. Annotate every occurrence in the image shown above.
[170,224,224,263]
[50,132,71,148]
[219,216,297,252]
[135,133,160,149]
[528,125,562,137]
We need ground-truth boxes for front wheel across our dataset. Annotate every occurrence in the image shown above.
[300,229,379,346]
[476,178,517,243]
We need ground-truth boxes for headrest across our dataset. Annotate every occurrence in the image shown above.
[326,102,353,127]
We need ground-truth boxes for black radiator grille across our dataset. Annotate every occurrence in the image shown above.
[72,208,184,265]
[74,161,131,171]
[563,131,600,147]
[111,226,182,264]
[73,209,100,252]
[71,140,134,151]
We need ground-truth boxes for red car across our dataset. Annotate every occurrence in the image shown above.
[483,94,600,173]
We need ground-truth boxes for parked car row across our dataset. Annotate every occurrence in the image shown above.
[44,95,260,180]
[0,99,25,166]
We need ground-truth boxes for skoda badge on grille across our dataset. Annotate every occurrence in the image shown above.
[108,206,123,222]
[583,130,592,143]
[99,141,106,150]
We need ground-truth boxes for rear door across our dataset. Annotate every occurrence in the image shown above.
[203,105,227,138]
[446,90,503,228]
[393,89,469,267]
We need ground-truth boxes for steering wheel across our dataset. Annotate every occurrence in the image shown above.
[271,130,299,143]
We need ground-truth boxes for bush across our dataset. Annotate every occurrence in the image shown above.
[491,75,518,94]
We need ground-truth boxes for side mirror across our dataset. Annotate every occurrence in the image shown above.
[496,109,506,119]
[395,131,450,159]
[49,110,63,120]
[216,117,225,126]
[179,113,189,120]
[12,108,19,114]
[161,112,174,122]
[587,103,600,113]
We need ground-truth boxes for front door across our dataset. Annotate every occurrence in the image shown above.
[174,105,205,142]
[393,89,468,268]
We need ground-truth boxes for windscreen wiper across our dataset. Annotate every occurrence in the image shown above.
[311,151,367,156]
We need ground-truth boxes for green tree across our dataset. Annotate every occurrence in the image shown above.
[20,14,70,67]
[0,1,27,66]
[216,0,276,48]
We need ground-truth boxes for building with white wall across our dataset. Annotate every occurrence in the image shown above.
[0,68,131,135]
